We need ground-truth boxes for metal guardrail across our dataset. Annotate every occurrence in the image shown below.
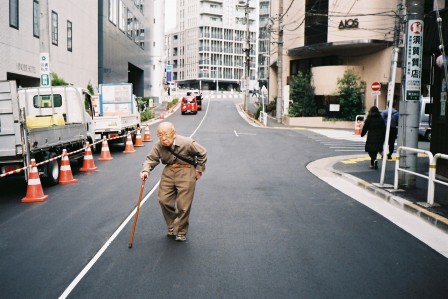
[259,111,267,126]
[354,114,366,124]
[394,146,448,205]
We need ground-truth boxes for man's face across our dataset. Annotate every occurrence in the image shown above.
[157,127,176,147]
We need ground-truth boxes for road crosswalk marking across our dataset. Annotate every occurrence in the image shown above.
[309,129,366,152]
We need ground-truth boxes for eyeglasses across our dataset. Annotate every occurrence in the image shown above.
[157,130,174,139]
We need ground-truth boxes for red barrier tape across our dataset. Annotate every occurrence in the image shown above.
[0,128,140,179]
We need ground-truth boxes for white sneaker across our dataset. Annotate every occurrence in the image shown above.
[175,234,186,242]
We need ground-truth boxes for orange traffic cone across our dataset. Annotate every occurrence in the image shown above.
[59,149,79,184]
[354,120,362,135]
[80,142,98,171]
[22,159,48,203]
[123,132,136,154]
[143,125,152,142]
[134,129,145,147]
[98,137,113,161]
[160,112,165,119]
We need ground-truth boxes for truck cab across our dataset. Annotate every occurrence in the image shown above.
[0,81,94,185]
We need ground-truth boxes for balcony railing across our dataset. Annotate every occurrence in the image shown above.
[200,7,223,16]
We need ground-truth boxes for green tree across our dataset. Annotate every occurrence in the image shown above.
[86,81,95,95]
[336,69,365,120]
[288,71,317,117]
[51,72,68,86]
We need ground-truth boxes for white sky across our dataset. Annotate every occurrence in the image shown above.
[165,0,177,32]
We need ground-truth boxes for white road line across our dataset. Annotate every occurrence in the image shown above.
[58,182,160,299]
[59,98,211,299]
[234,130,239,137]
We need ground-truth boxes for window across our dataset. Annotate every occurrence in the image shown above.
[51,11,58,46]
[9,0,19,29]
[33,0,39,37]
[33,94,63,108]
[109,0,118,25]
[127,10,134,38]
[118,1,126,32]
[67,20,72,52]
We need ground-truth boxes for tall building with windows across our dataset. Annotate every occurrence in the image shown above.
[258,0,271,90]
[165,0,259,91]
[0,0,98,88]
[2,0,161,101]
[99,0,161,99]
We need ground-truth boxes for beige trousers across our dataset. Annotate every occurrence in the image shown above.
[158,166,196,236]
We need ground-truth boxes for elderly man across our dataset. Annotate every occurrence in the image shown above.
[140,122,207,242]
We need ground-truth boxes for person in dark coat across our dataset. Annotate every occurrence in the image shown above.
[361,106,386,169]
[381,102,399,159]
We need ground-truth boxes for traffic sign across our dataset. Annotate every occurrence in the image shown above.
[40,53,51,87]
[371,82,381,91]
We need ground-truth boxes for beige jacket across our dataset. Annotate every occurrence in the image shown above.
[141,135,207,174]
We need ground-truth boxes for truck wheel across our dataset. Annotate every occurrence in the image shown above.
[43,152,60,186]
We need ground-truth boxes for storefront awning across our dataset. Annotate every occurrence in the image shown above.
[288,39,392,59]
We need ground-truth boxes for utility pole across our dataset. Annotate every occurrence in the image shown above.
[39,0,51,87]
[242,0,251,112]
[39,0,50,54]
[398,0,424,188]
[276,0,283,123]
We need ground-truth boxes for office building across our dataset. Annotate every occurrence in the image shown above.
[1,0,98,88]
[165,0,259,91]
[269,0,403,116]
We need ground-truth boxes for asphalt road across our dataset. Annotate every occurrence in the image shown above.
[1,94,448,299]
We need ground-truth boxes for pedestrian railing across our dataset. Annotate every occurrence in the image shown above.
[259,111,267,126]
[394,146,448,205]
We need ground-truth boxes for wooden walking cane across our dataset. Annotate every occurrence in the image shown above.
[128,179,146,248]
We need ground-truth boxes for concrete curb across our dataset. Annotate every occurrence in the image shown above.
[141,102,180,126]
[332,168,448,233]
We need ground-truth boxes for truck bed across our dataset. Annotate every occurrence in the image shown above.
[93,115,140,133]
[27,123,87,151]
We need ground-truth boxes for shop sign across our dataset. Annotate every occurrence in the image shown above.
[405,20,423,101]
[339,19,359,29]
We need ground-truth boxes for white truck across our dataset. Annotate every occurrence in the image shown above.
[93,83,141,147]
[0,81,95,185]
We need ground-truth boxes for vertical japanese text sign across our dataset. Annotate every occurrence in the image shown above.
[405,20,423,101]
[40,53,51,87]
[165,65,172,83]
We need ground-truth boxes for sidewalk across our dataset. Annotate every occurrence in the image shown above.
[332,155,448,232]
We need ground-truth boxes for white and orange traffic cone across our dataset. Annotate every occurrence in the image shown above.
[123,132,136,154]
[134,129,144,147]
[143,125,152,142]
[80,142,98,171]
[59,149,79,184]
[98,137,113,161]
[354,120,362,135]
[22,159,48,203]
